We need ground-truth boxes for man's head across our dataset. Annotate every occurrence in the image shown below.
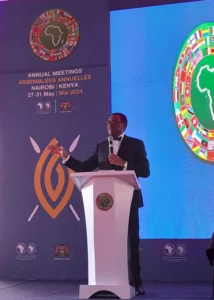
[107,113,128,138]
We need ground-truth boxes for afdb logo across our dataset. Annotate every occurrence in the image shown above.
[28,135,80,221]
[163,243,187,256]
[163,243,175,256]
[16,243,36,255]
[173,22,214,162]
[29,9,80,61]
[176,244,187,256]
[16,243,26,255]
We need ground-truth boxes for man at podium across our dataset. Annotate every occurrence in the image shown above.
[48,112,150,296]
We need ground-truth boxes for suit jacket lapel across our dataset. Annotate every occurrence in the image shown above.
[103,140,109,158]
[117,135,129,159]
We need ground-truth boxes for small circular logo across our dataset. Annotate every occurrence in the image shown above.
[16,243,26,255]
[176,244,187,256]
[55,244,70,257]
[27,243,36,255]
[96,193,113,211]
[45,101,51,110]
[173,22,214,162]
[37,101,44,110]
[29,9,80,61]
[163,243,175,256]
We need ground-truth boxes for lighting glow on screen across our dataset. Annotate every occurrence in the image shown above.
[111,0,214,239]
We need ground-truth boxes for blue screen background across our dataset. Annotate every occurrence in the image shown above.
[110,0,214,238]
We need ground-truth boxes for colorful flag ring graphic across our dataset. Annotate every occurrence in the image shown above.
[29,9,80,61]
[173,22,214,162]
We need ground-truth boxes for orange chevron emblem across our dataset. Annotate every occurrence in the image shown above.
[34,138,74,219]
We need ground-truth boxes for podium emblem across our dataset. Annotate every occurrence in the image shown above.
[96,193,113,211]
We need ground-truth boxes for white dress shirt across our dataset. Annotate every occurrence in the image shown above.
[111,133,128,170]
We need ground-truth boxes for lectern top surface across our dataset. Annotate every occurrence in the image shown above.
[70,170,140,191]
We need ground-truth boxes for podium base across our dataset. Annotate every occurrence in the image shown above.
[79,284,135,299]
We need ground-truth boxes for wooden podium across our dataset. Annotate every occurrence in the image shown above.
[70,170,140,299]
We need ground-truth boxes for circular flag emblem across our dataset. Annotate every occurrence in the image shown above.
[173,22,214,162]
[29,9,80,61]
[96,193,114,211]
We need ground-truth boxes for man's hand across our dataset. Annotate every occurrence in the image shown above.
[47,145,69,160]
[108,153,125,167]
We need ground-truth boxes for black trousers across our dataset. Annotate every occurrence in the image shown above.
[128,200,142,287]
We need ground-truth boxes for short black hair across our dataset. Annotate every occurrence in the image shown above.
[111,112,128,128]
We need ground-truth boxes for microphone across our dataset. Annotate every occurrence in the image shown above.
[108,136,113,154]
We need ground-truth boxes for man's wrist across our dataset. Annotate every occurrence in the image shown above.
[122,161,128,170]
[62,154,70,164]
[63,153,69,160]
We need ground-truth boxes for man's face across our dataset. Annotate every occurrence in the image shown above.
[107,114,126,137]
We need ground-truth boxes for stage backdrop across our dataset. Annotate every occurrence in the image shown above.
[0,0,110,280]
[111,0,213,281]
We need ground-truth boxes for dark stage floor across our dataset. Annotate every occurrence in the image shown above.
[0,281,212,300]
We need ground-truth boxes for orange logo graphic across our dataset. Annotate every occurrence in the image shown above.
[28,135,80,221]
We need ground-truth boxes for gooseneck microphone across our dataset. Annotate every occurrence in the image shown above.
[108,136,113,154]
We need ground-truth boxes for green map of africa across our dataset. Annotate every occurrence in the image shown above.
[192,56,214,129]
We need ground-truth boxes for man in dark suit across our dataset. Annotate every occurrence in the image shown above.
[48,112,150,295]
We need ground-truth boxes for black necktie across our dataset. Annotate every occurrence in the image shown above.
[113,136,122,141]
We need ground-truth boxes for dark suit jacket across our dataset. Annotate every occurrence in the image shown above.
[64,135,150,207]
